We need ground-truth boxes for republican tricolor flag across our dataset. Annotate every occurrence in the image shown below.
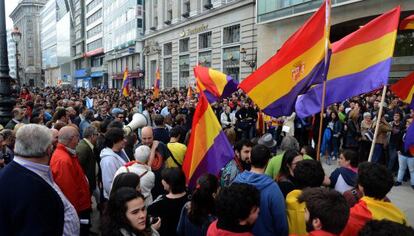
[341,196,407,236]
[153,67,160,99]
[122,67,130,97]
[239,0,330,117]
[183,92,234,188]
[404,122,414,154]
[391,71,414,109]
[194,66,238,103]
[400,14,414,30]
[296,6,400,118]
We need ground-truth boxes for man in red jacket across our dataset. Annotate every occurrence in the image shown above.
[50,126,91,236]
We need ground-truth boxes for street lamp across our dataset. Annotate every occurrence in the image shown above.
[11,26,21,87]
[240,47,257,71]
[0,0,16,125]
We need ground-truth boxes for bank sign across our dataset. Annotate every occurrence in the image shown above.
[180,24,208,37]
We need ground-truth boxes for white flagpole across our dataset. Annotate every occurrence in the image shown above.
[368,85,387,162]
[316,0,331,161]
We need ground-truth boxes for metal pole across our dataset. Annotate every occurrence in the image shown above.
[15,41,19,87]
[368,85,387,162]
[316,0,331,161]
[0,0,16,125]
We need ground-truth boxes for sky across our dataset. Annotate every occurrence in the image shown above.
[5,0,19,30]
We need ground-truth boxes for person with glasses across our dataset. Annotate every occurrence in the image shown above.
[115,112,126,125]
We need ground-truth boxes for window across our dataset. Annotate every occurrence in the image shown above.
[153,16,158,28]
[91,56,103,67]
[167,9,172,21]
[87,0,102,13]
[179,55,190,87]
[184,1,190,13]
[87,38,103,51]
[164,58,172,88]
[87,9,102,26]
[198,51,211,67]
[223,24,240,44]
[76,30,82,39]
[75,15,81,25]
[87,24,102,38]
[137,0,143,4]
[395,32,414,57]
[137,5,143,17]
[199,31,211,49]
[179,38,189,53]
[137,19,143,28]
[75,0,81,11]
[164,43,172,56]
[223,46,240,81]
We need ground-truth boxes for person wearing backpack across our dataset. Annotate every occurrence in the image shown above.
[166,126,187,168]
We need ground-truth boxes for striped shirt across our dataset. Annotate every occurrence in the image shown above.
[14,156,80,236]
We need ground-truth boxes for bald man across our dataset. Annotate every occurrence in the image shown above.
[140,126,171,198]
[50,126,91,236]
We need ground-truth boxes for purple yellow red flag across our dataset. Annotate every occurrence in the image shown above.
[153,67,160,99]
[296,7,400,118]
[239,1,330,117]
[404,122,414,154]
[194,66,239,103]
[400,14,414,30]
[182,92,234,188]
[187,86,193,98]
[391,71,414,109]
[341,196,407,236]
[122,67,130,97]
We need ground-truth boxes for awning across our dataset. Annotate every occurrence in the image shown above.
[75,69,88,78]
[76,76,91,80]
[91,71,104,77]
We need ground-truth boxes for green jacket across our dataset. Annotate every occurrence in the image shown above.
[76,139,96,193]
[265,152,313,179]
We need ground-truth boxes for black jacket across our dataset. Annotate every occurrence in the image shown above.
[0,161,64,236]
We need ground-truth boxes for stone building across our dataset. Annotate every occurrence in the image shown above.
[10,0,47,87]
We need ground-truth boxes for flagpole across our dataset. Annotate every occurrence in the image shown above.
[316,0,330,161]
[368,85,387,162]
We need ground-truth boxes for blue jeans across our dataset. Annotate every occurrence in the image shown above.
[372,144,383,163]
[387,144,398,171]
[397,153,414,186]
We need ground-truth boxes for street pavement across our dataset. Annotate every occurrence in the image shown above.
[322,160,414,225]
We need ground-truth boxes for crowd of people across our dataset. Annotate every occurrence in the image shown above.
[0,85,413,236]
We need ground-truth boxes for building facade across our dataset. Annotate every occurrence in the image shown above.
[10,0,47,87]
[80,0,105,88]
[256,0,414,81]
[143,0,257,89]
[71,0,90,88]
[40,0,72,87]
[103,0,145,89]
[40,0,58,87]
[6,30,17,80]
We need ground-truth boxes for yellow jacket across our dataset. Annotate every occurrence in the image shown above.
[286,189,307,236]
